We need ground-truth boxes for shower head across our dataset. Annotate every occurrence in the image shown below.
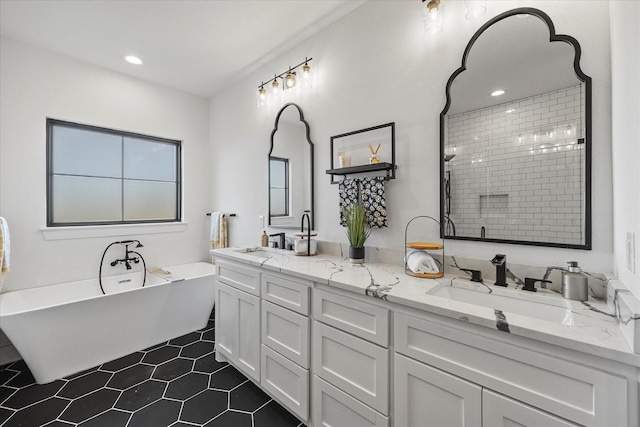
[444,154,456,162]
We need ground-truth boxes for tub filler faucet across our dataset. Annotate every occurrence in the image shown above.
[111,240,144,269]
[99,240,146,295]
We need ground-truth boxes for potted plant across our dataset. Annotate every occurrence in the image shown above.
[344,203,370,264]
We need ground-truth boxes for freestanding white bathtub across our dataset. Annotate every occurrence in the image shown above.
[0,262,216,384]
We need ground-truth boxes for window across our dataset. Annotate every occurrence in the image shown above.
[269,157,289,217]
[47,119,181,226]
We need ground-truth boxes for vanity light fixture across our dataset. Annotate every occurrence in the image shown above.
[256,57,313,108]
[464,0,486,21]
[422,0,443,35]
[124,55,143,65]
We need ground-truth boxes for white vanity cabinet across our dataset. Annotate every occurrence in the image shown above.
[212,252,639,427]
[312,288,390,427]
[260,273,311,421]
[394,311,632,427]
[214,260,261,382]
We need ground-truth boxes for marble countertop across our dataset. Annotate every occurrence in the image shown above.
[211,247,640,367]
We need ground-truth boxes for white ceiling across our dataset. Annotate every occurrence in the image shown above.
[0,0,366,97]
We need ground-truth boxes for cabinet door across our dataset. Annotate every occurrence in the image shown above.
[394,354,481,427]
[215,282,237,360]
[483,390,579,427]
[214,281,260,382]
[236,289,261,382]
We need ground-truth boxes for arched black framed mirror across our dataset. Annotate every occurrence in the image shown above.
[268,103,315,230]
[440,7,591,249]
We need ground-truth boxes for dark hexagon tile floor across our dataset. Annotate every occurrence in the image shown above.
[0,307,305,427]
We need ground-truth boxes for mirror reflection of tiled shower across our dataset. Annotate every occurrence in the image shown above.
[446,84,585,244]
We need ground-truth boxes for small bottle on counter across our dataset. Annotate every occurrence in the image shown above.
[261,231,268,247]
[561,261,588,301]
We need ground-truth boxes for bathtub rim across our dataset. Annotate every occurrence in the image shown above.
[0,261,215,317]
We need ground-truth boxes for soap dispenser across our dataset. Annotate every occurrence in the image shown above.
[561,261,588,301]
[261,231,268,247]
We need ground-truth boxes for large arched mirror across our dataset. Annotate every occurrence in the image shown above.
[440,8,591,249]
[269,103,314,229]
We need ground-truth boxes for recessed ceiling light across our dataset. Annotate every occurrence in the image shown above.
[491,90,505,97]
[124,55,143,65]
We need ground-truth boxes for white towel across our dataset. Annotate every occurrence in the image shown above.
[406,250,439,274]
[0,216,10,292]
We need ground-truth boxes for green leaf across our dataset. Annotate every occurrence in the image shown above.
[343,204,371,248]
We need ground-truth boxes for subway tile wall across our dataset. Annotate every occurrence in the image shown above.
[445,85,585,244]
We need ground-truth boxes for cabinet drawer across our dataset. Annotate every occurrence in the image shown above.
[216,260,260,296]
[313,376,388,427]
[261,345,308,422]
[261,273,310,315]
[313,321,388,415]
[313,289,389,346]
[262,300,310,368]
[394,312,628,427]
[483,390,579,427]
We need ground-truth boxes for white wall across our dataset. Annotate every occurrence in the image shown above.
[0,37,212,294]
[610,0,640,298]
[210,0,613,273]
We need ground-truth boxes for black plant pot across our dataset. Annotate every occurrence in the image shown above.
[349,246,365,264]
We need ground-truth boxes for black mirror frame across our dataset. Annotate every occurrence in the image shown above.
[439,7,592,250]
[268,102,315,230]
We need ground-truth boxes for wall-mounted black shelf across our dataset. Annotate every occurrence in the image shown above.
[327,122,397,184]
[326,162,395,177]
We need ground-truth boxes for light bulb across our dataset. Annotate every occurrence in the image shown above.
[270,78,280,103]
[301,62,312,89]
[423,0,443,35]
[284,71,296,89]
[256,86,267,108]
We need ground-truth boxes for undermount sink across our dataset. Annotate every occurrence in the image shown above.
[428,283,574,326]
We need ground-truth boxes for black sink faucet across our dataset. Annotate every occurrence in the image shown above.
[459,268,483,282]
[269,232,286,249]
[491,254,507,287]
[522,278,552,292]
